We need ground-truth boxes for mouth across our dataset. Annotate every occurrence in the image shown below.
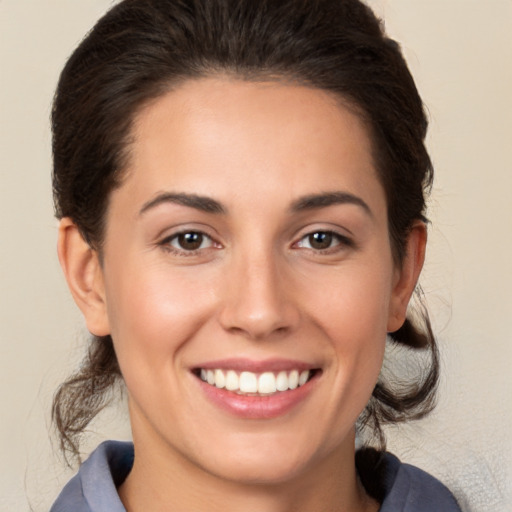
[192,367,320,396]
[191,359,322,418]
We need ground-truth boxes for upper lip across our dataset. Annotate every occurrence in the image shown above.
[193,358,319,373]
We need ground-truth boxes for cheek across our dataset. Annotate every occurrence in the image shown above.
[306,259,393,340]
[329,292,388,389]
[103,260,216,368]
[304,261,392,391]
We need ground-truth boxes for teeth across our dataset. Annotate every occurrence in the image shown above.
[239,372,258,393]
[258,372,276,394]
[225,370,239,391]
[198,368,312,394]
[214,369,226,389]
[288,370,299,390]
[276,371,288,391]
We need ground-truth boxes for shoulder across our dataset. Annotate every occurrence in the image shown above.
[49,441,133,512]
[50,443,461,512]
[378,452,462,512]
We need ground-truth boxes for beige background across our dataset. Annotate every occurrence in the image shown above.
[1,1,511,511]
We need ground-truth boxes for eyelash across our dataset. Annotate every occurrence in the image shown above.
[159,230,219,256]
[159,229,353,256]
[294,230,354,254]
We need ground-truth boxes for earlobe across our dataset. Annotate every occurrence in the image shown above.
[387,221,427,333]
[57,218,111,336]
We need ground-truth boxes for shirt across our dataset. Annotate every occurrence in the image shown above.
[49,441,462,511]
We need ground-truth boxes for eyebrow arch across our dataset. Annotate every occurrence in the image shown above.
[290,191,373,217]
[139,192,226,216]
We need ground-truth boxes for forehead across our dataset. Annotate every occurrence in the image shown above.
[118,77,384,216]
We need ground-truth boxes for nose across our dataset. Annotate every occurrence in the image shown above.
[218,249,300,340]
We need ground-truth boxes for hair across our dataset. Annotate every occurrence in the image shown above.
[52,0,439,464]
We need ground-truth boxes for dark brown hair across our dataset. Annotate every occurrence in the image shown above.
[52,0,438,463]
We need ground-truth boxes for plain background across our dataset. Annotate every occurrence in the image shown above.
[1,1,511,511]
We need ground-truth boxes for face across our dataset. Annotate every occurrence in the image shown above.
[78,78,418,485]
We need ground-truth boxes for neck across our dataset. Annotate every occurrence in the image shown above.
[119,430,378,512]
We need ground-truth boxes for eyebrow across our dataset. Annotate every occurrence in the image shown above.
[290,191,373,217]
[139,190,372,217]
[139,192,226,216]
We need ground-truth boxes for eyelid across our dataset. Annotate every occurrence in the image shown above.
[158,228,222,256]
[292,228,355,253]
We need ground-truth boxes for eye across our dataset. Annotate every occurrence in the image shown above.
[163,231,215,253]
[295,230,351,252]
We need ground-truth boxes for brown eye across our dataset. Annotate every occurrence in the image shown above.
[178,232,204,250]
[295,230,351,252]
[308,232,333,250]
[166,231,213,252]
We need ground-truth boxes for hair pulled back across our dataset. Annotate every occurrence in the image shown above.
[52,0,438,463]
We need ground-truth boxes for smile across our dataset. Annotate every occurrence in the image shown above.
[198,369,313,395]
[193,361,321,419]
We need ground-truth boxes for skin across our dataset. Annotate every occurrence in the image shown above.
[58,77,426,512]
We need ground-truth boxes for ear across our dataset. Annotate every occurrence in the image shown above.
[57,218,111,336]
[387,221,427,333]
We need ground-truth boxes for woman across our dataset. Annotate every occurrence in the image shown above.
[49,0,461,510]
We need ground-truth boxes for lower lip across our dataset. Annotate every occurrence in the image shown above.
[196,374,318,419]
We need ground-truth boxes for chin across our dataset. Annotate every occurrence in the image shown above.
[192,430,342,486]
[207,453,311,486]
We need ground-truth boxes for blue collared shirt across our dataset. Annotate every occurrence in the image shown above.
[50,441,462,511]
